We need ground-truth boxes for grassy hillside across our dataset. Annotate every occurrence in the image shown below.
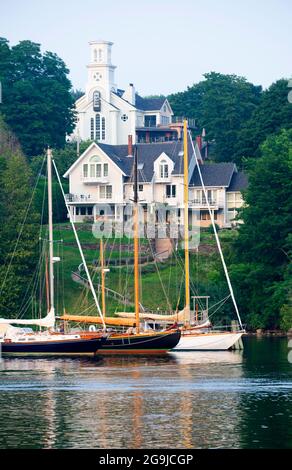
[50,223,238,325]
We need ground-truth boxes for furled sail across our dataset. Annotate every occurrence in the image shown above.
[60,314,137,327]
[115,308,188,323]
[0,307,55,329]
[114,309,212,328]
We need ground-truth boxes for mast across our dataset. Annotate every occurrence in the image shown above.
[100,238,106,317]
[189,134,244,330]
[52,159,106,330]
[183,120,191,325]
[47,148,55,315]
[133,145,140,333]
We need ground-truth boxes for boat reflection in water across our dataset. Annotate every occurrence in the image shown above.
[0,351,244,449]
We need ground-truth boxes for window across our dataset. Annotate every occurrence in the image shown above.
[93,91,101,112]
[160,160,169,178]
[96,163,102,177]
[83,164,88,178]
[166,185,176,198]
[103,163,108,177]
[90,164,95,178]
[90,118,94,140]
[138,184,143,192]
[200,211,217,221]
[95,114,101,140]
[161,116,169,125]
[100,185,112,199]
[94,113,105,141]
[102,117,106,140]
[144,115,157,127]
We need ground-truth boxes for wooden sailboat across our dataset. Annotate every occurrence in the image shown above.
[111,122,245,350]
[0,148,105,356]
[59,144,181,354]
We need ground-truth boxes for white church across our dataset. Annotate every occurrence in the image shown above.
[71,40,194,145]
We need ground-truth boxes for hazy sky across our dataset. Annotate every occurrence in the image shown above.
[1,0,291,96]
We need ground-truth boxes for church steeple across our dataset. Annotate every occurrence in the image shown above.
[86,40,116,102]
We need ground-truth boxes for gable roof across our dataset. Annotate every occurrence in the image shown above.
[189,163,235,187]
[63,142,126,178]
[135,95,166,111]
[227,171,248,191]
[98,138,195,182]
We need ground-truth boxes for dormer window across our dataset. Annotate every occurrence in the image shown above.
[83,156,108,179]
[160,160,169,179]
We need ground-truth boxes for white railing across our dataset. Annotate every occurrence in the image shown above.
[65,194,93,203]
[190,199,218,207]
[81,176,109,184]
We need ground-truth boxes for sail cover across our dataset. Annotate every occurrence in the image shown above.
[0,307,55,329]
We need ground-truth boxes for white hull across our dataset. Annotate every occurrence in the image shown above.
[173,331,244,351]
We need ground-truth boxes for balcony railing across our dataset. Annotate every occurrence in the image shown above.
[65,194,93,203]
[190,199,218,207]
[81,175,109,184]
[171,116,196,127]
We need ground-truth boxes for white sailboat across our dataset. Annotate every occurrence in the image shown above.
[172,120,245,350]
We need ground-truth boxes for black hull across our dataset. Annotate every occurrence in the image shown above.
[100,330,181,354]
[1,337,105,356]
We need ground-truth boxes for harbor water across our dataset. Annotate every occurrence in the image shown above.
[0,337,292,449]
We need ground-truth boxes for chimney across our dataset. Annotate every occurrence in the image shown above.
[196,135,202,150]
[128,135,133,157]
[122,83,136,106]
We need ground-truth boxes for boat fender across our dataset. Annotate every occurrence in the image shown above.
[89,325,96,332]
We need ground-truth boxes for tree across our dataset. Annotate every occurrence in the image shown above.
[0,117,40,318]
[235,79,292,163]
[0,38,76,156]
[231,129,292,329]
[168,72,261,162]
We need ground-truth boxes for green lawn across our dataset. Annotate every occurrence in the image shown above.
[48,224,237,322]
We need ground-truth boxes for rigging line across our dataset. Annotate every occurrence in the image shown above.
[207,295,232,319]
[146,235,172,312]
[189,132,244,330]
[16,239,47,318]
[173,248,205,311]
[208,294,231,311]
[0,154,46,298]
[52,158,106,330]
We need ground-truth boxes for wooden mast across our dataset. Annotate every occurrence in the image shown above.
[100,238,106,318]
[183,120,191,325]
[133,144,140,333]
[47,147,55,316]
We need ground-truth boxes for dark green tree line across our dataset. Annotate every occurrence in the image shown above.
[0,38,76,156]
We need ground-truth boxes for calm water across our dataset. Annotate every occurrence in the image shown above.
[0,337,292,449]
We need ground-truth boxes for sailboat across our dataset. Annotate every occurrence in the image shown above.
[0,148,106,356]
[59,145,181,354]
[112,122,245,351]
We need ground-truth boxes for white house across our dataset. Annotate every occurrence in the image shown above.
[71,40,186,146]
[63,138,247,229]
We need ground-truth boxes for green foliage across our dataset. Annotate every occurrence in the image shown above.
[168,72,261,162]
[0,38,76,156]
[0,120,40,317]
[235,79,292,163]
[231,129,292,329]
